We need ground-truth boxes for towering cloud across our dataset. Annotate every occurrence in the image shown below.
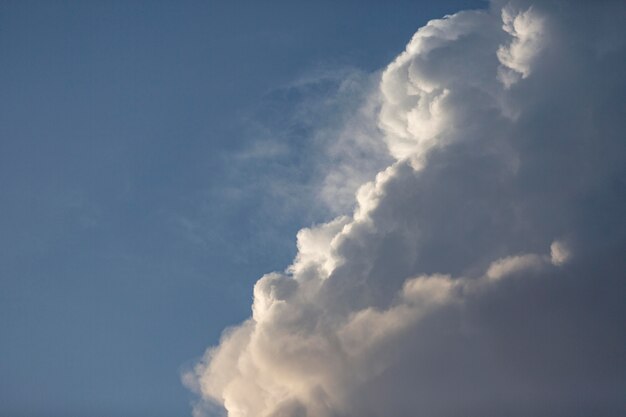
[185,1,626,416]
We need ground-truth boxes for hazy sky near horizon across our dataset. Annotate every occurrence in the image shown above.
[0,1,490,416]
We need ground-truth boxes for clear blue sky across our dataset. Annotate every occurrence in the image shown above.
[0,1,485,416]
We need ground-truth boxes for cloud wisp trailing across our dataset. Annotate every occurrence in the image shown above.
[185,1,626,416]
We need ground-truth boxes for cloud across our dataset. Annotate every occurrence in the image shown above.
[215,66,390,243]
[185,1,626,416]
[497,5,545,87]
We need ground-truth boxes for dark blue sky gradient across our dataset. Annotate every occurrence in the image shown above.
[0,1,486,416]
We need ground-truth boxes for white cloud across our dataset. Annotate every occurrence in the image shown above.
[485,253,543,281]
[497,5,545,87]
[549,239,570,266]
[185,1,626,416]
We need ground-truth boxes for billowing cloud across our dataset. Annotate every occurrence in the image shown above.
[185,1,626,416]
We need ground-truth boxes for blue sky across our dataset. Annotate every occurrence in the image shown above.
[0,1,490,416]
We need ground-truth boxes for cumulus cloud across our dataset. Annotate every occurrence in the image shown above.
[185,1,626,416]
[497,5,545,87]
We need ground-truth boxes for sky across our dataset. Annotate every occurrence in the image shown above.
[0,1,490,417]
[2,1,626,417]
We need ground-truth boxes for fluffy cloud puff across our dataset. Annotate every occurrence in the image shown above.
[185,1,626,416]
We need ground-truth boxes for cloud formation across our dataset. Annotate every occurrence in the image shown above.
[185,1,626,416]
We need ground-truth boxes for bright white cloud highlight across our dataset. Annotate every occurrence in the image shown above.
[497,5,545,87]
